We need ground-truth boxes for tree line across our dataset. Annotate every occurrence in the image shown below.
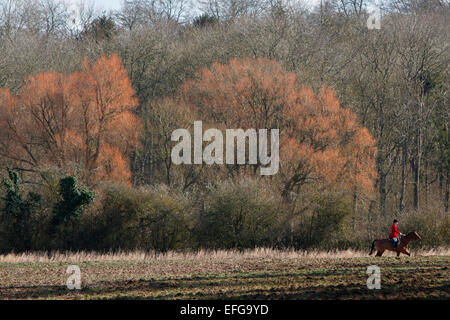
[0,0,448,252]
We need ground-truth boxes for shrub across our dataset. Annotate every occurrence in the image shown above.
[399,208,450,247]
[194,179,281,249]
[94,183,191,252]
[292,193,353,249]
[0,168,41,252]
[52,176,96,226]
[43,175,95,250]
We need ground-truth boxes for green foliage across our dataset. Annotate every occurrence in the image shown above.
[81,14,117,41]
[3,168,22,217]
[1,168,41,252]
[52,176,95,227]
[192,14,218,28]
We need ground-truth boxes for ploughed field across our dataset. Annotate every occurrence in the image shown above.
[0,250,448,299]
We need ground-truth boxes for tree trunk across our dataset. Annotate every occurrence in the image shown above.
[411,131,421,209]
[379,172,387,215]
[376,144,387,216]
[446,170,449,212]
[352,188,357,231]
[412,160,419,209]
[399,140,407,212]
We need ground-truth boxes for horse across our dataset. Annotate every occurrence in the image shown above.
[369,231,422,257]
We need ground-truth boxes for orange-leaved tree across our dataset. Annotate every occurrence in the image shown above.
[0,53,140,185]
[182,57,377,195]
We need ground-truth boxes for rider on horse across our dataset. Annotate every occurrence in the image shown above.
[389,219,404,250]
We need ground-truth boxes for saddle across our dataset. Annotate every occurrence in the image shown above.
[389,237,401,249]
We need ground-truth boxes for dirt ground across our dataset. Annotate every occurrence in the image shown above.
[0,250,448,299]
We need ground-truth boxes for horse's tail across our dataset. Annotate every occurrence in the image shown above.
[369,240,376,255]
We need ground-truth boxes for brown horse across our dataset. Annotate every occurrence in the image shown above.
[369,231,422,257]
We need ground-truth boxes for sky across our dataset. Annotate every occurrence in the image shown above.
[92,0,123,11]
[67,0,323,13]
[64,0,324,30]
[66,0,123,12]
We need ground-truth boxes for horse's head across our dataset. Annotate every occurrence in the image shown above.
[411,231,422,241]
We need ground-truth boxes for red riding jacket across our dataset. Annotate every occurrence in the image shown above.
[389,224,401,239]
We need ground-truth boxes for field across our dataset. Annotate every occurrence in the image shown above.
[0,249,449,300]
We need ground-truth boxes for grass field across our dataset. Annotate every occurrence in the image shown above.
[0,249,448,300]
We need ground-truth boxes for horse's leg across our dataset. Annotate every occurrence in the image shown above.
[376,250,383,257]
[397,251,401,257]
[402,249,411,256]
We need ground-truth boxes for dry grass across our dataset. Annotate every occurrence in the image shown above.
[1,247,449,263]
[0,248,448,299]
[0,252,448,300]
